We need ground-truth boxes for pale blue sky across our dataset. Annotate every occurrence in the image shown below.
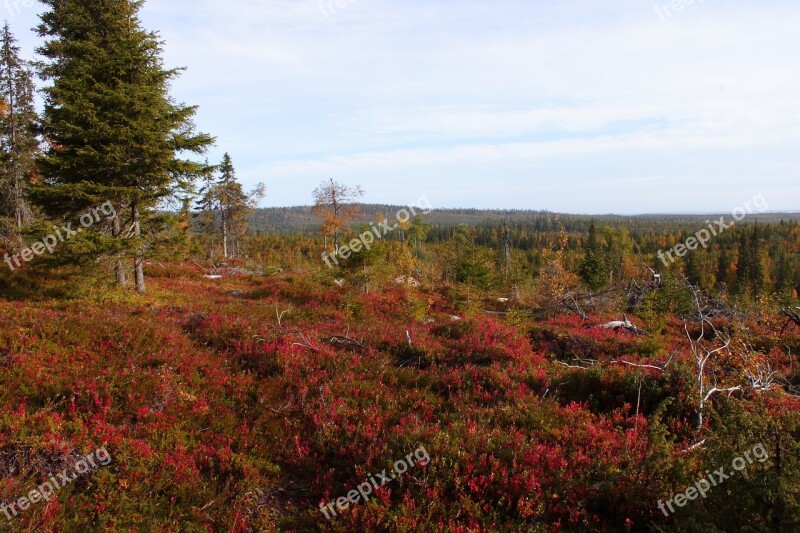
[4,0,800,213]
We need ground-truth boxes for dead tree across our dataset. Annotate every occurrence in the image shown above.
[781,307,800,335]
[684,281,778,430]
[684,281,741,430]
[627,261,662,312]
[561,294,588,321]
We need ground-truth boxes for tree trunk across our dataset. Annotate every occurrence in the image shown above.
[112,212,126,287]
[222,210,229,259]
[7,69,25,230]
[132,200,145,293]
[502,222,511,280]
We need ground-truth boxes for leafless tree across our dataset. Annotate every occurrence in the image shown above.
[684,280,778,430]
[313,178,364,253]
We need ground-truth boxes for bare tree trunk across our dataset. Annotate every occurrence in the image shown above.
[132,200,145,293]
[6,67,28,230]
[502,222,511,280]
[112,212,126,287]
[222,210,229,259]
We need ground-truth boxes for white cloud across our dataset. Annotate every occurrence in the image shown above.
[6,0,800,212]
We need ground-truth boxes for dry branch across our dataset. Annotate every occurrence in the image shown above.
[600,315,647,336]
[781,307,800,335]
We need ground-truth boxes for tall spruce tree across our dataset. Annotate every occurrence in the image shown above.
[751,223,764,297]
[0,23,37,230]
[736,231,753,295]
[35,0,214,292]
[716,247,731,291]
[216,153,263,259]
[775,251,792,294]
[192,159,221,260]
[685,248,701,287]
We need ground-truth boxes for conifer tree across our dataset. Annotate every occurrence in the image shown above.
[716,247,731,291]
[774,251,792,295]
[192,160,221,259]
[216,153,263,259]
[751,223,764,297]
[0,23,37,231]
[736,231,753,295]
[685,248,701,287]
[35,0,214,292]
[578,220,608,291]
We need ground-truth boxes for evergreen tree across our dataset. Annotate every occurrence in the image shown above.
[216,153,263,259]
[685,249,702,288]
[35,0,214,292]
[736,231,753,295]
[0,23,37,230]
[578,221,608,291]
[192,159,221,259]
[716,247,731,291]
[751,223,765,297]
[774,251,792,294]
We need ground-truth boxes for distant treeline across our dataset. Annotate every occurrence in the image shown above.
[247,206,800,298]
[250,204,800,239]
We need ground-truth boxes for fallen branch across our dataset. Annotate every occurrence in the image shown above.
[556,357,597,369]
[562,294,588,321]
[703,385,742,403]
[600,315,647,336]
[269,399,293,414]
[322,335,365,349]
[610,359,667,372]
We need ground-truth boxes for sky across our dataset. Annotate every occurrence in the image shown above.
[3,0,800,214]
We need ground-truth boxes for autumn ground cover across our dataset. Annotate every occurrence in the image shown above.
[0,263,798,532]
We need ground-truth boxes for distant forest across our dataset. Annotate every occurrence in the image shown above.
[247,205,800,298]
[250,205,800,237]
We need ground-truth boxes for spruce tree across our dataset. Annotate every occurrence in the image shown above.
[751,224,764,297]
[736,231,753,295]
[775,251,792,294]
[578,221,608,291]
[35,0,214,292]
[216,153,263,259]
[685,249,701,288]
[192,160,221,260]
[716,247,731,292]
[0,23,37,230]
